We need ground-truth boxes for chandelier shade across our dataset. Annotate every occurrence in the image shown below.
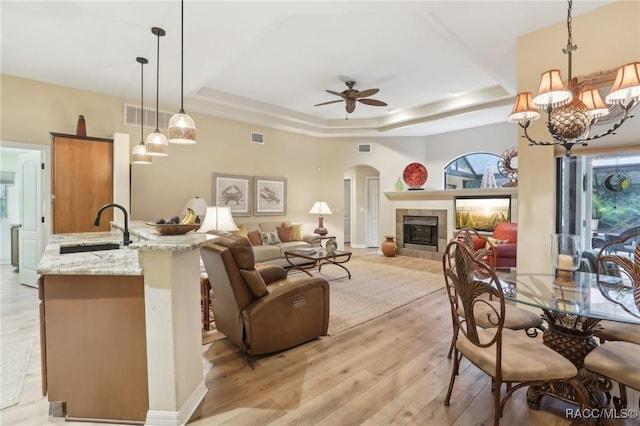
[508,92,540,123]
[146,26,169,157]
[532,70,572,109]
[509,0,639,156]
[605,62,640,105]
[579,89,609,119]
[132,56,152,165]
[168,0,197,145]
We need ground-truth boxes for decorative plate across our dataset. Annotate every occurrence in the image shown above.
[402,163,428,190]
[145,222,200,235]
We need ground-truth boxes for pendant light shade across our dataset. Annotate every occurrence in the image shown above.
[146,26,169,157]
[168,0,197,145]
[132,57,152,164]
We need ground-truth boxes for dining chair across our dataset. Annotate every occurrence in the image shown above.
[442,239,584,425]
[590,231,640,408]
[584,340,640,409]
[444,229,544,359]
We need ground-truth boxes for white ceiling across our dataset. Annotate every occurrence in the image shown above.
[1,0,613,138]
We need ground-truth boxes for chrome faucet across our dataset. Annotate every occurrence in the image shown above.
[94,203,131,246]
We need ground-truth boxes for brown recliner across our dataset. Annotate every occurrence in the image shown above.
[200,232,330,356]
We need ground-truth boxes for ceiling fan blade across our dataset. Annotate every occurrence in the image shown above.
[326,90,345,98]
[355,88,379,98]
[314,100,344,107]
[358,98,388,107]
[346,100,356,113]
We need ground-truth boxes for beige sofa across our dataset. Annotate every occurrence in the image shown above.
[235,222,321,268]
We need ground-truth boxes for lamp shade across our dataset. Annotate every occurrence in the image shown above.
[532,69,572,109]
[132,143,152,164]
[182,196,208,217]
[145,131,169,156]
[605,62,640,105]
[197,206,238,233]
[168,112,197,144]
[508,92,541,123]
[309,201,332,215]
[579,89,610,119]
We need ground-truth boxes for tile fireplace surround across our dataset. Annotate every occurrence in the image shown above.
[395,209,447,261]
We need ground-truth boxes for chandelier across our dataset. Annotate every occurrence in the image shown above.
[508,0,640,156]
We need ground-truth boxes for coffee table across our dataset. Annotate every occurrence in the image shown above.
[284,248,352,280]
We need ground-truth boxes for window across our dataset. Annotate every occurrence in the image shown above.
[557,151,640,250]
[444,152,508,189]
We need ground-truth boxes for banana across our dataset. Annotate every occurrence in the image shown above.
[180,208,196,225]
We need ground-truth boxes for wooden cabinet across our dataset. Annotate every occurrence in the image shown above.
[50,133,113,233]
[39,274,149,422]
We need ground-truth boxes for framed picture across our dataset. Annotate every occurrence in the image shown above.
[212,173,252,216]
[254,176,286,215]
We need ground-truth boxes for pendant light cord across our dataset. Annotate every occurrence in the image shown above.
[154,29,162,132]
[180,0,185,113]
[141,59,145,142]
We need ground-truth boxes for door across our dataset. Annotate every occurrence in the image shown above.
[51,134,113,233]
[343,178,351,244]
[366,177,379,247]
[19,150,43,287]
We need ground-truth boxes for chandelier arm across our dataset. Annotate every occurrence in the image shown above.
[582,102,637,142]
[519,121,558,146]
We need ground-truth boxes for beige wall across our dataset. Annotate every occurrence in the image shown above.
[516,0,640,273]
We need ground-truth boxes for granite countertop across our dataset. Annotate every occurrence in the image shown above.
[38,221,219,276]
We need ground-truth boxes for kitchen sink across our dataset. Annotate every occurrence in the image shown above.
[59,243,121,254]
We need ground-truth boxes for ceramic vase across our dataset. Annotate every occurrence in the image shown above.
[325,238,337,255]
[381,235,397,257]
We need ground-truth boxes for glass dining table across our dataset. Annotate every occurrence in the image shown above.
[495,269,639,416]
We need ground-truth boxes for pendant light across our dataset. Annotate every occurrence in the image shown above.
[145,26,169,156]
[132,57,152,164]
[168,0,197,144]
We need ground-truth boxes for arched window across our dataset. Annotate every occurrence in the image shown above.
[444,152,508,189]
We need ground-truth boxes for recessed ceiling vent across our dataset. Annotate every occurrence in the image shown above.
[358,144,371,153]
[251,132,265,144]
[124,104,171,130]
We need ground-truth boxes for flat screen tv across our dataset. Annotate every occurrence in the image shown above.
[455,195,511,232]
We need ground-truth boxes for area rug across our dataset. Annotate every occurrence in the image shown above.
[291,257,445,335]
[1,339,34,410]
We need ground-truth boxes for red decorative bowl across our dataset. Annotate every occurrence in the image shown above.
[403,163,428,190]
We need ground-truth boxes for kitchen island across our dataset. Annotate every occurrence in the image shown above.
[37,224,216,425]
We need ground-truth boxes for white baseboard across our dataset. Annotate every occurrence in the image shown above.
[145,380,207,426]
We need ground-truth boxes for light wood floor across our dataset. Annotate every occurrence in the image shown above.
[1,251,638,426]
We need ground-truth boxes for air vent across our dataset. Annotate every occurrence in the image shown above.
[251,132,265,144]
[358,144,371,153]
[124,104,171,130]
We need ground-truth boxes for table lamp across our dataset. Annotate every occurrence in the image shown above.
[182,196,209,223]
[309,201,332,236]
[197,206,239,233]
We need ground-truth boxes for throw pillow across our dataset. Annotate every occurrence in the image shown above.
[260,230,281,245]
[486,236,509,250]
[283,222,304,241]
[247,230,262,246]
[277,226,293,242]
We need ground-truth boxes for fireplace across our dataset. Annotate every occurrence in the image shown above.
[403,215,438,251]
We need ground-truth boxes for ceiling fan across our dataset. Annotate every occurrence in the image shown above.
[314,80,388,114]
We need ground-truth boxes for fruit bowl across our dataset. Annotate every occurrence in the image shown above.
[145,222,200,235]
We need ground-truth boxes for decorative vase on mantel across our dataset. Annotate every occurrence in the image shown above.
[381,235,398,257]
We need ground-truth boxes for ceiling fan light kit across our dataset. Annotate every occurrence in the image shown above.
[508,0,639,157]
[314,80,388,114]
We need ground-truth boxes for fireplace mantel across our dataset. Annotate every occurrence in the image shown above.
[384,187,517,201]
